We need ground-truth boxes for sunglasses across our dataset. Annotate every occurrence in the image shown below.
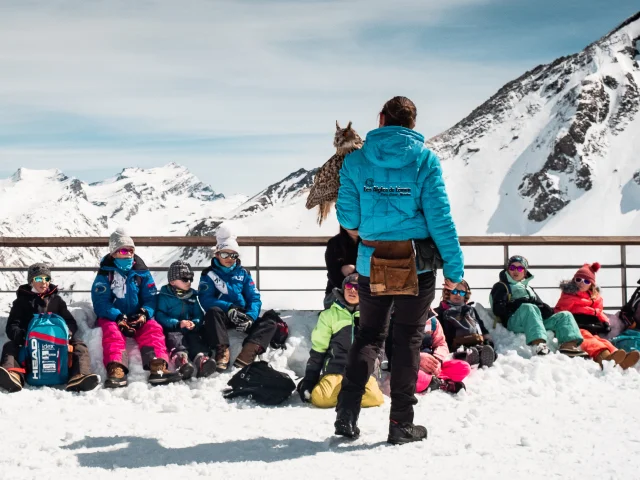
[574,277,592,285]
[181,276,194,283]
[117,248,134,255]
[217,252,239,260]
[450,289,467,297]
[509,265,525,272]
[33,276,51,283]
[345,283,359,291]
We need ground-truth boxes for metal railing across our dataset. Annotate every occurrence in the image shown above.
[0,236,639,307]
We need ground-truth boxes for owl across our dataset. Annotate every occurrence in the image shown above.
[306,121,364,225]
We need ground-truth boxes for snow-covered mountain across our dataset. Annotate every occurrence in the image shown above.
[429,12,640,235]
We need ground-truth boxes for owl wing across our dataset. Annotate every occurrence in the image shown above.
[305,154,344,209]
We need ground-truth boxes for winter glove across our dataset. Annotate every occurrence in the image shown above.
[297,377,317,403]
[116,315,136,338]
[228,309,252,332]
[127,308,148,330]
[13,329,27,346]
[419,353,441,375]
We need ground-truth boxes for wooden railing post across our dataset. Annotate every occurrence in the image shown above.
[621,244,628,306]
[503,245,509,267]
[256,245,261,291]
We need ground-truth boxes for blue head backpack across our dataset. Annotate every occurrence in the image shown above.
[19,313,71,386]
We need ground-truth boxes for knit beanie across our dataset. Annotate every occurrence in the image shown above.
[27,263,51,284]
[109,227,135,254]
[168,260,194,283]
[342,273,359,291]
[574,262,600,284]
[508,255,529,270]
[214,224,240,254]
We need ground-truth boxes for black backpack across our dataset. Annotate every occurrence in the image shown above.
[222,361,296,405]
[262,309,289,349]
[620,280,640,328]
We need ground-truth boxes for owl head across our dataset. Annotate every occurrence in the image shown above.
[334,121,363,150]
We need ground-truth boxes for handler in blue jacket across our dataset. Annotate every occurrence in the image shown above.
[333,96,464,445]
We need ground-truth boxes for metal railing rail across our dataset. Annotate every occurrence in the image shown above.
[0,236,639,307]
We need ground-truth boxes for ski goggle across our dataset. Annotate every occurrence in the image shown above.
[33,276,51,283]
[509,265,525,272]
[450,289,467,297]
[116,248,134,255]
[344,283,359,291]
[574,277,591,285]
[217,252,239,260]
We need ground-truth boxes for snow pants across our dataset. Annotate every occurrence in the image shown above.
[507,304,582,346]
[165,330,210,361]
[1,338,92,379]
[202,307,277,353]
[98,318,169,372]
[580,329,617,359]
[337,272,436,424]
[311,374,383,408]
[415,359,471,393]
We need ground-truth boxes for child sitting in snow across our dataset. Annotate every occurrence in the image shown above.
[490,255,586,357]
[156,260,222,379]
[297,273,384,408]
[91,228,181,388]
[198,225,277,369]
[434,279,496,368]
[555,263,640,369]
[415,311,470,395]
[0,263,99,393]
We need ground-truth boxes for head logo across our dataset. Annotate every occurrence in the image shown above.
[365,178,374,187]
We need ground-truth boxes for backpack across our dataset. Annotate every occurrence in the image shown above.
[262,309,289,349]
[19,313,71,386]
[420,316,438,353]
[620,281,640,328]
[222,361,296,405]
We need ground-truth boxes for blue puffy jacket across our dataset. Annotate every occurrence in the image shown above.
[155,285,204,331]
[336,126,464,282]
[198,260,262,320]
[91,255,158,321]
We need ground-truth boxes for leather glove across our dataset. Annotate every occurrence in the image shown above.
[228,308,252,331]
[235,318,252,333]
[296,377,316,403]
[127,309,148,330]
[419,353,441,375]
[116,315,136,338]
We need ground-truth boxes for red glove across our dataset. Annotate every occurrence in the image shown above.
[419,353,441,375]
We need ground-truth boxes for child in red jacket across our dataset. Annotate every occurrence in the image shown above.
[555,262,639,369]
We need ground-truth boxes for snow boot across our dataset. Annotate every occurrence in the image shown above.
[173,352,195,381]
[0,367,24,393]
[105,362,128,389]
[478,345,495,368]
[233,342,261,368]
[387,420,427,445]
[620,350,640,370]
[148,358,182,386]
[534,343,550,356]
[194,353,218,378]
[215,345,230,373]
[453,346,479,366]
[428,376,465,394]
[595,349,625,367]
[334,409,360,439]
[66,374,99,392]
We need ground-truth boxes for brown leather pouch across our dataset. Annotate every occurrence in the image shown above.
[453,334,484,348]
[362,240,418,296]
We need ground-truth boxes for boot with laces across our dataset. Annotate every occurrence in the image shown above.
[387,420,427,445]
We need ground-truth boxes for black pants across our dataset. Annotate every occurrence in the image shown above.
[337,272,436,424]
[165,330,211,361]
[202,307,277,352]
[1,338,92,380]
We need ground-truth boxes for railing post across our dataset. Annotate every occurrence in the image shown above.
[503,244,509,268]
[621,244,628,306]
[256,245,261,291]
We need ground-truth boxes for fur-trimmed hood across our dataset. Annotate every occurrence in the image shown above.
[559,280,599,295]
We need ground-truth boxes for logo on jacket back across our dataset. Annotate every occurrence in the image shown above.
[363,181,411,196]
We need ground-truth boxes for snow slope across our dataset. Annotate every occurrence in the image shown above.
[1,304,640,480]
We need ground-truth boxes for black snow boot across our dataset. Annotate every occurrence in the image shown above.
[334,409,360,439]
[0,367,24,393]
[387,420,427,445]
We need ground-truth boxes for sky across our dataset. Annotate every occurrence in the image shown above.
[0,0,637,196]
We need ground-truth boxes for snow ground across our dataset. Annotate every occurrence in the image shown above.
[1,304,639,480]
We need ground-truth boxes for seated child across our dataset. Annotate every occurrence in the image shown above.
[0,263,99,393]
[490,255,586,357]
[415,311,470,395]
[297,273,384,408]
[92,228,181,388]
[434,280,496,368]
[555,262,640,369]
[156,260,222,379]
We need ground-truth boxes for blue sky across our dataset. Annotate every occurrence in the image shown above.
[0,0,637,195]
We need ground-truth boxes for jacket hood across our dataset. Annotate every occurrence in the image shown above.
[99,254,149,272]
[499,269,534,285]
[559,280,599,294]
[17,284,59,299]
[361,126,427,169]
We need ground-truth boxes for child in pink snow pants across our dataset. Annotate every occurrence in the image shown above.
[91,228,181,388]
